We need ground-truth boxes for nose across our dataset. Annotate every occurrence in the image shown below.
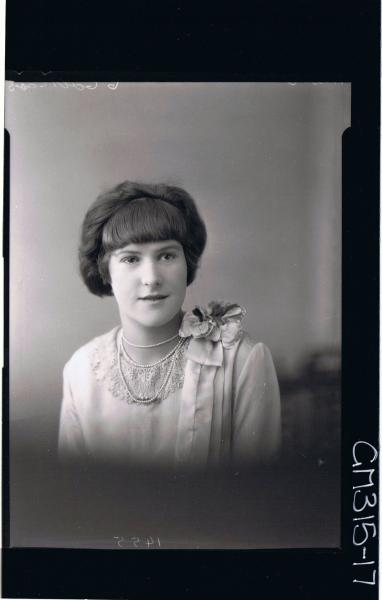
[140,258,162,287]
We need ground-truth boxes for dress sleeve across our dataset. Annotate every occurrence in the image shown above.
[58,362,86,462]
[232,342,281,465]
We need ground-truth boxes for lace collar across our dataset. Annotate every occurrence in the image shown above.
[91,328,189,404]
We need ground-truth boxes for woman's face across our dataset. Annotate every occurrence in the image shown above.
[108,240,188,330]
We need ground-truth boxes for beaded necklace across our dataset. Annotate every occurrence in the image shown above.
[117,335,186,404]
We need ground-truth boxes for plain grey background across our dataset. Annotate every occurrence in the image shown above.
[6,82,350,547]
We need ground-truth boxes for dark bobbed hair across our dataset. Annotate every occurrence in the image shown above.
[79,181,207,296]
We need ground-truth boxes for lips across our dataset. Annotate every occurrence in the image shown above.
[140,294,169,301]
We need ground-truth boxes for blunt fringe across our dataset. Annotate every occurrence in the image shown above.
[79,181,207,296]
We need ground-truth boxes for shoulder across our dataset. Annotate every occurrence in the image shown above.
[64,326,120,376]
[230,333,274,380]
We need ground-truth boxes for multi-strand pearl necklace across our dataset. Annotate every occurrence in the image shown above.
[117,333,185,404]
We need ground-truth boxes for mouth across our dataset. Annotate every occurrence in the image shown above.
[139,294,169,302]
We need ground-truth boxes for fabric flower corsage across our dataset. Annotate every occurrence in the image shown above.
[179,300,246,349]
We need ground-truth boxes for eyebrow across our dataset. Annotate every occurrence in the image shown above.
[115,244,181,256]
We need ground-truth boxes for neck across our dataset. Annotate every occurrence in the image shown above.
[121,312,182,345]
[120,312,183,364]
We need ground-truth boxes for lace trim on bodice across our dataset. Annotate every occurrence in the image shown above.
[90,329,190,404]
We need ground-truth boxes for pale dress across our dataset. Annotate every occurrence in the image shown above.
[58,327,281,469]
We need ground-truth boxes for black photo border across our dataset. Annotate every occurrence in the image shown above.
[3,2,380,598]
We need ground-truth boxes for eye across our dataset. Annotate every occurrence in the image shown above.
[121,255,139,264]
[160,252,177,261]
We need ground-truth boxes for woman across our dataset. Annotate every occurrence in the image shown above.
[58,181,281,469]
